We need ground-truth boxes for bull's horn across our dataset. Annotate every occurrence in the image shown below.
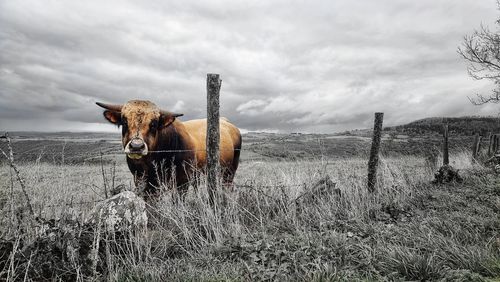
[96,102,123,112]
[160,110,184,118]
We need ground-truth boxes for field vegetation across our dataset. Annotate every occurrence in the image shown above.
[0,128,499,281]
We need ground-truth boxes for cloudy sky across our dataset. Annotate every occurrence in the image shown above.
[0,0,499,133]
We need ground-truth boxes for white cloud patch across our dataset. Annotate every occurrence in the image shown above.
[172,100,185,112]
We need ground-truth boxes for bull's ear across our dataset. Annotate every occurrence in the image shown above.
[103,110,122,125]
[159,111,183,128]
[96,102,123,125]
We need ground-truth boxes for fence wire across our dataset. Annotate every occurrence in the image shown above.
[0,136,315,209]
[0,133,464,210]
[0,136,334,164]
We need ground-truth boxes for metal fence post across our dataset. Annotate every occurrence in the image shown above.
[206,73,221,206]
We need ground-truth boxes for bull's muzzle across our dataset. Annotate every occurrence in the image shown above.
[124,137,148,159]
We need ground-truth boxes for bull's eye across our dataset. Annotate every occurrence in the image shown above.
[150,119,159,131]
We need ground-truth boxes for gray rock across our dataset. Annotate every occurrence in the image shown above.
[87,191,147,233]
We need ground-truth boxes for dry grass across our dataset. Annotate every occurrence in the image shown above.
[0,149,499,281]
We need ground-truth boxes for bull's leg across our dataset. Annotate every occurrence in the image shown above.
[221,167,236,191]
[172,163,199,202]
[132,172,151,195]
[128,160,154,196]
[144,176,161,198]
[222,143,241,191]
[133,174,162,203]
[222,136,241,191]
[175,181,190,202]
[190,170,202,191]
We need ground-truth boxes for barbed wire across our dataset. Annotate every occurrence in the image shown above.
[1,148,245,156]
[0,134,364,155]
[0,133,441,206]
[0,141,327,163]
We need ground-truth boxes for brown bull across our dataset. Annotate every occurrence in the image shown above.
[96,100,242,197]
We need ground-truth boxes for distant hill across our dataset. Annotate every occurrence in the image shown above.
[386,116,500,136]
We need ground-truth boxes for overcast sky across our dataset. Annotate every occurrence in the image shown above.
[0,0,499,133]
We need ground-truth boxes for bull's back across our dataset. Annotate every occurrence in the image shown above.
[182,118,241,168]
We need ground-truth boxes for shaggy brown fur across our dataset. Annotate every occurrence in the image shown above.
[97,100,241,197]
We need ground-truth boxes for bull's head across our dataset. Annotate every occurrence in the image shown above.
[96,100,183,159]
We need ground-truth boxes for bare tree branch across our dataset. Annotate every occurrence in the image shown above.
[459,15,500,104]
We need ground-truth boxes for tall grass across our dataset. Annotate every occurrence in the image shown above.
[0,150,498,281]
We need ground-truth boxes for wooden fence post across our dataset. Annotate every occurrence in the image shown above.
[206,73,222,206]
[487,132,493,157]
[492,134,497,156]
[443,123,449,166]
[494,134,500,155]
[367,112,383,193]
[472,133,481,161]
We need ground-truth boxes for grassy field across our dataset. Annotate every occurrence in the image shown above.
[0,132,499,281]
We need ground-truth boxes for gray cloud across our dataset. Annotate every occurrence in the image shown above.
[0,0,498,133]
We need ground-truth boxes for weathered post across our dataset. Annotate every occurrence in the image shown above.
[206,73,222,206]
[367,112,384,193]
[433,122,463,184]
[472,133,481,161]
[492,134,497,155]
[487,132,493,157]
[494,134,500,155]
[443,123,449,166]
